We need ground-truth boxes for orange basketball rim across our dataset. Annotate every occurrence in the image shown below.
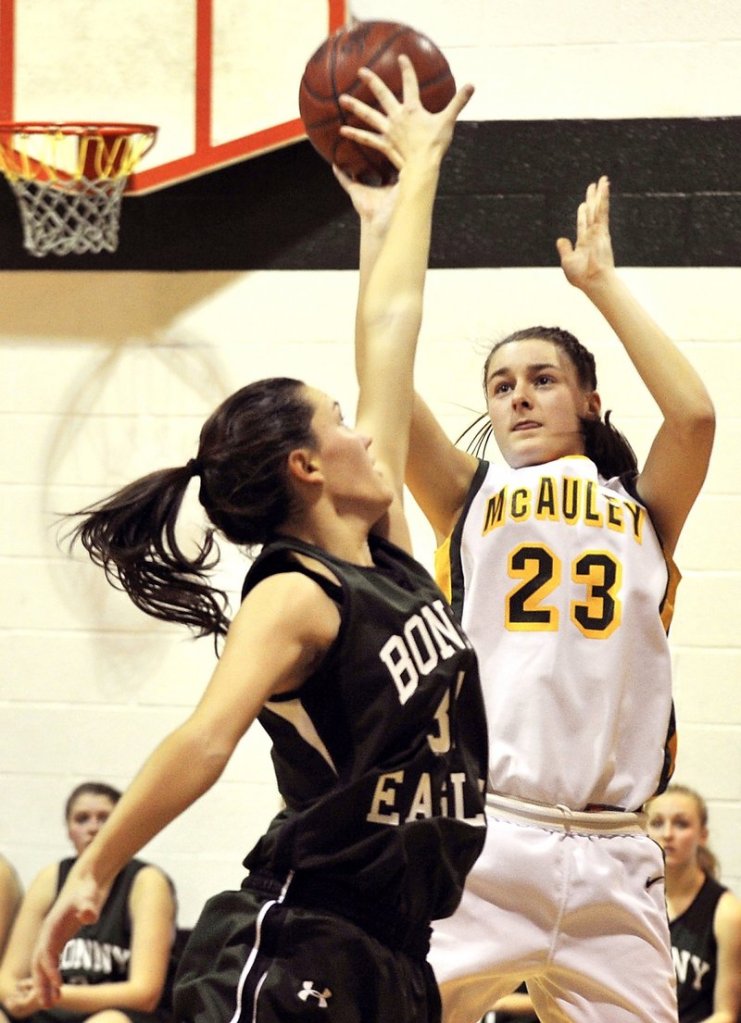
[0,121,157,256]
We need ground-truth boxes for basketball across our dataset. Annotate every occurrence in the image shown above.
[299,20,456,185]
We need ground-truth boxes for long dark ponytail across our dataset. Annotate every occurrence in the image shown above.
[459,326,638,478]
[66,378,315,640]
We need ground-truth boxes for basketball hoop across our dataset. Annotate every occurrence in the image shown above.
[0,122,157,257]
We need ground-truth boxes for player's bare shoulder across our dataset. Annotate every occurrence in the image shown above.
[239,565,342,661]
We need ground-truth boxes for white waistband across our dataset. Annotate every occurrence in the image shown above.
[485,791,647,836]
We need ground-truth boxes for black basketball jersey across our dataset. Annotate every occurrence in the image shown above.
[240,533,487,939]
[670,875,727,1023]
[56,858,153,985]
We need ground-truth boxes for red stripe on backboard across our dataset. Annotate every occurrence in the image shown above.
[127,0,348,193]
[130,117,305,194]
[195,0,212,153]
[0,0,15,120]
[328,0,348,31]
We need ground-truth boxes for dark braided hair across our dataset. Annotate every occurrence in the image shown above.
[65,378,316,641]
[458,326,637,478]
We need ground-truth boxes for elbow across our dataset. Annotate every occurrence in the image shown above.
[172,718,234,790]
[139,990,164,1014]
[692,400,716,446]
[693,388,716,427]
[197,735,235,783]
[677,393,715,447]
[132,981,167,1014]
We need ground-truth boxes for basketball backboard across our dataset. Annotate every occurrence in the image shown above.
[0,0,348,194]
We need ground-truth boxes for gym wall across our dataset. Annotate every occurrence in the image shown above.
[1,0,738,923]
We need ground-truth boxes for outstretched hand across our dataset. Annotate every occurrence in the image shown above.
[31,875,104,1008]
[333,55,473,234]
[338,54,474,178]
[556,176,616,292]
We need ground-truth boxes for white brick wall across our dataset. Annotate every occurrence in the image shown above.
[353,0,741,118]
[1,265,738,922]
[1,0,739,925]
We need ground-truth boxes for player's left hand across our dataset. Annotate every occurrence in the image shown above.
[337,54,474,174]
[32,873,104,1008]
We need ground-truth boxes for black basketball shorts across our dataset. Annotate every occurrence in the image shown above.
[173,884,441,1023]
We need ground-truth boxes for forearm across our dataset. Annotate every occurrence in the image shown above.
[72,718,231,888]
[359,158,440,364]
[357,209,388,298]
[58,979,162,1015]
[584,272,714,429]
[355,212,389,380]
[354,158,443,490]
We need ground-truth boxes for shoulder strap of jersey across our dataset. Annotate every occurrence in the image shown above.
[242,538,343,605]
[441,458,489,616]
[56,857,76,895]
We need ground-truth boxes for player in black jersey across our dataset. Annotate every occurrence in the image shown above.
[30,59,486,1023]
[647,785,741,1023]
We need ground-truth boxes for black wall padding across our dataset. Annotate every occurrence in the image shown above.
[0,118,738,270]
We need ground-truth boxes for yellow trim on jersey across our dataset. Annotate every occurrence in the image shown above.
[665,727,678,784]
[435,536,453,604]
[660,548,681,633]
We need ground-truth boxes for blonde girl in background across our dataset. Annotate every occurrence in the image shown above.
[646,784,741,1023]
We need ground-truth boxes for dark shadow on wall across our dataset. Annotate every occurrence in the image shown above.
[0,271,246,342]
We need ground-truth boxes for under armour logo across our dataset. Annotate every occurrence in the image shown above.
[297,981,332,1008]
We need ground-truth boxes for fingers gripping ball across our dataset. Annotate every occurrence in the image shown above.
[299,20,456,184]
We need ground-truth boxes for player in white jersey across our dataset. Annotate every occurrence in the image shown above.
[340,82,715,1023]
[450,453,678,813]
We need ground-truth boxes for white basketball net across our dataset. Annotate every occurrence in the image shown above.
[9,176,128,257]
[0,124,157,258]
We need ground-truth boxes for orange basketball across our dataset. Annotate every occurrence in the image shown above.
[299,20,456,185]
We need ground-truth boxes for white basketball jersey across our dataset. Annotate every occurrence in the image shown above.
[436,455,679,811]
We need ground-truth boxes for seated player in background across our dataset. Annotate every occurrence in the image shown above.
[646,784,741,1023]
[0,781,176,1023]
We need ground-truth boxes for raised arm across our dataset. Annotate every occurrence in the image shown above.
[336,55,474,550]
[31,572,340,1006]
[557,176,715,553]
[407,392,480,544]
